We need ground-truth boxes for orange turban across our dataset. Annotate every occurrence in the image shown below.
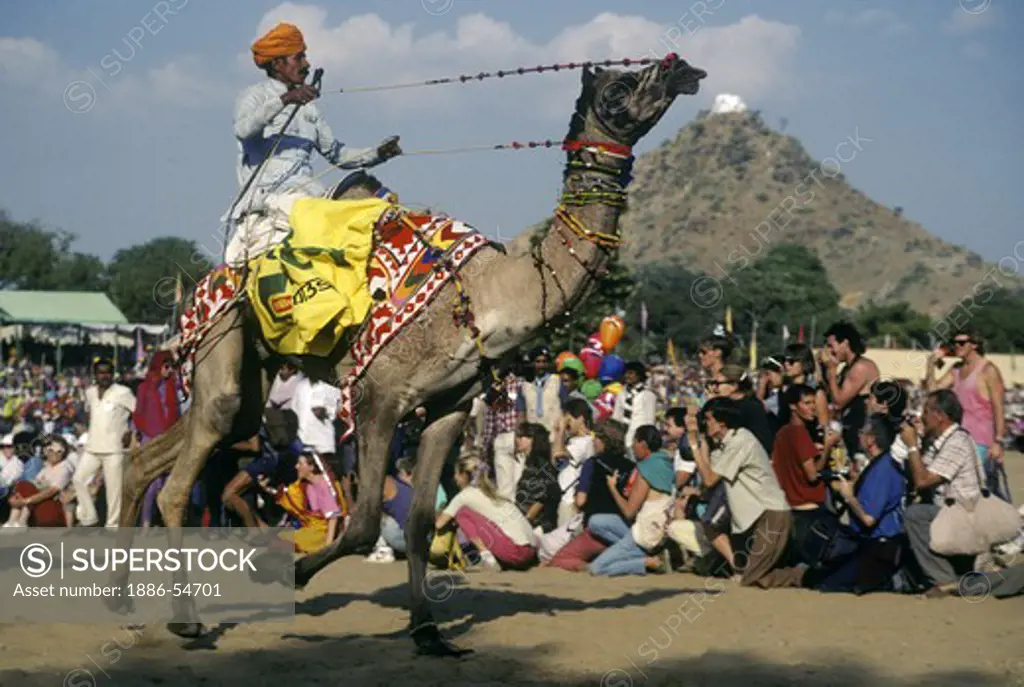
[251,22,307,66]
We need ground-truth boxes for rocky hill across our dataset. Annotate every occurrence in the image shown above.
[517,109,1014,317]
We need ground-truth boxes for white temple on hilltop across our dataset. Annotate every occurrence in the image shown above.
[710,93,748,114]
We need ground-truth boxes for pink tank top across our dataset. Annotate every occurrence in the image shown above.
[953,365,994,447]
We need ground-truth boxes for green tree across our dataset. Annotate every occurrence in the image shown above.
[106,237,206,323]
[623,262,723,359]
[963,287,1024,352]
[723,243,843,358]
[854,301,932,348]
[0,211,106,291]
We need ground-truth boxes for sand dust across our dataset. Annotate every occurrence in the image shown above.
[2,455,1022,687]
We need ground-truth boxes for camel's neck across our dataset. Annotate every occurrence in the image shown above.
[527,125,632,326]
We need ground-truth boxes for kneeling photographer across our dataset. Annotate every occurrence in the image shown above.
[809,413,907,593]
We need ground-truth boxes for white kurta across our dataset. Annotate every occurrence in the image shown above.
[223,78,383,266]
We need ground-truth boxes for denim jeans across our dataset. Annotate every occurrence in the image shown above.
[381,514,407,554]
[588,513,647,577]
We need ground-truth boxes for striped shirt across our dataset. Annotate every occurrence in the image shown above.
[923,424,983,505]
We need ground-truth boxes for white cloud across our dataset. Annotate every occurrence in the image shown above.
[0,37,63,87]
[0,35,225,116]
[943,6,998,35]
[247,6,800,117]
[825,9,911,36]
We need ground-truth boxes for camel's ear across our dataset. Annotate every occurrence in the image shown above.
[581,65,603,89]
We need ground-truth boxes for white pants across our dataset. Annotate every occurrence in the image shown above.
[492,432,523,502]
[73,451,126,529]
[538,513,584,562]
[224,192,307,267]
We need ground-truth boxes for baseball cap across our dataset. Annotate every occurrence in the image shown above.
[0,434,12,447]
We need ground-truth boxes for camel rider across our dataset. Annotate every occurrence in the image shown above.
[223,22,402,267]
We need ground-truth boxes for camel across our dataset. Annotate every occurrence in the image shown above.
[110,55,706,655]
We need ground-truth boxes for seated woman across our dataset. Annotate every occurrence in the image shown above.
[434,451,537,571]
[588,425,676,577]
[368,457,450,563]
[810,414,907,593]
[3,435,74,529]
[514,422,561,536]
[544,419,632,570]
[260,449,346,553]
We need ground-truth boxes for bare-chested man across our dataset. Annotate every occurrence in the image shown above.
[819,321,880,460]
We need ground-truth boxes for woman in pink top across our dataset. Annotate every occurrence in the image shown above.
[926,331,1007,498]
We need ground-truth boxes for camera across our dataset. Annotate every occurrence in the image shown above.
[818,466,851,483]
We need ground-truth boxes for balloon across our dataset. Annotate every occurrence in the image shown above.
[581,352,602,379]
[593,390,617,422]
[583,334,604,356]
[598,354,625,384]
[580,378,603,400]
[560,357,585,377]
[599,315,626,352]
[603,381,624,396]
[555,351,579,371]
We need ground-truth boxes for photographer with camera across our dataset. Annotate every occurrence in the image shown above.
[771,384,843,565]
[809,413,907,592]
[686,397,807,588]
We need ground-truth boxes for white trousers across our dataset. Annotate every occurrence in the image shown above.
[538,513,584,562]
[223,192,308,267]
[73,451,126,529]
[492,432,523,502]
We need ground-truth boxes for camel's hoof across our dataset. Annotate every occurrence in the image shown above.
[293,560,314,591]
[166,622,204,639]
[412,624,472,658]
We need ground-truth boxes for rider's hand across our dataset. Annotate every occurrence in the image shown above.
[281,85,319,106]
[377,135,402,161]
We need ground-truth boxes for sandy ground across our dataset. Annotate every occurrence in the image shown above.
[2,455,1022,687]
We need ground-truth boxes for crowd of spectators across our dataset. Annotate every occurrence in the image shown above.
[2,322,1023,601]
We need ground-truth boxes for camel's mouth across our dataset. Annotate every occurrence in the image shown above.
[658,54,707,96]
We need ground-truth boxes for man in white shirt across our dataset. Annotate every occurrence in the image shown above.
[0,433,22,491]
[73,360,136,529]
[266,358,303,412]
[293,375,341,472]
[613,361,658,453]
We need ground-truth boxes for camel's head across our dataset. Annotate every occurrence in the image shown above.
[574,54,707,145]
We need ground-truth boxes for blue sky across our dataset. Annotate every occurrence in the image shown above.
[1,0,1021,266]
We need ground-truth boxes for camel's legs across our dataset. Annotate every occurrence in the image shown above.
[405,409,470,656]
[294,398,402,586]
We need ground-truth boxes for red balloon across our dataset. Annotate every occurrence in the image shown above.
[581,351,602,379]
[599,315,626,351]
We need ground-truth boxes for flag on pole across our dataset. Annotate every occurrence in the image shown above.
[135,328,144,365]
[640,301,649,334]
[666,339,678,367]
[1011,344,1017,371]
[798,324,805,343]
[782,324,790,345]
[749,326,758,372]
[725,306,733,334]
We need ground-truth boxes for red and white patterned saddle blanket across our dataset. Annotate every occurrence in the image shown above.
[173,209,490,434]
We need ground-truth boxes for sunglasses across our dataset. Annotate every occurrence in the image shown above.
[952,338,972,346]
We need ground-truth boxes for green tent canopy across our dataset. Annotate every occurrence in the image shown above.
[0,291,128,325]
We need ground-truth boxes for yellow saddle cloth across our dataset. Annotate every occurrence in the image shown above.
[247,196,391,357]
